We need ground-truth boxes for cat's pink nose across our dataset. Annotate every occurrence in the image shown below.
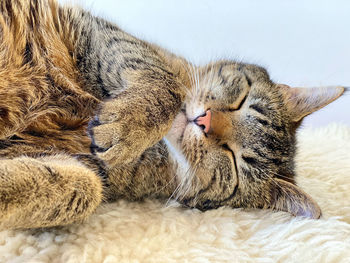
[195,110,211,133]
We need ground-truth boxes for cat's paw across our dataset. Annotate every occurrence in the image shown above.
[87,101,147,166]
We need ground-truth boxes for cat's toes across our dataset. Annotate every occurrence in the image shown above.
[88,116,112,154]
[95,144,136,166]
[87,116,139,166]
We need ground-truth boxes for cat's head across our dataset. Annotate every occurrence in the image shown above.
[166,60,345,218]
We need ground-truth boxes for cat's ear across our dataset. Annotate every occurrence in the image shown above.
[267,178,321,219]
[278,84,345,122]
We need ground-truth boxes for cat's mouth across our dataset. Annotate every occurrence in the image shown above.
[166,109,210,148]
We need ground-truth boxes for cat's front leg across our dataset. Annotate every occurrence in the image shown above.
[88,69,186,166]
[0,155,103,230]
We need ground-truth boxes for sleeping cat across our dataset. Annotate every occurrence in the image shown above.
[0,0,345,230]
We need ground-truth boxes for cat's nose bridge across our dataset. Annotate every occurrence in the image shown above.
[210,110,232,138]
[195,109,232,139]
[194,109,234,139]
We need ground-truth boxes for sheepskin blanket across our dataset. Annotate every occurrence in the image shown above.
[1,124,350,263]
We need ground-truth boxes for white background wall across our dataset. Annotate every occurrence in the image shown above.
[60,0,350,128]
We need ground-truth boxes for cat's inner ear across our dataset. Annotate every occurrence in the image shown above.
[278,84,345,122]
[267,178,321,219]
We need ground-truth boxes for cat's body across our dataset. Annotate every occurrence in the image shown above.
[0,0,345,230]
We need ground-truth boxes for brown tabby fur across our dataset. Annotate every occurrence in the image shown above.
[0,0,345,230]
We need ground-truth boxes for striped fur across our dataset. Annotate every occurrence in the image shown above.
[0,0,344,229]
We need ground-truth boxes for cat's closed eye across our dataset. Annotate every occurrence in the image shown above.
[227,94,248,112]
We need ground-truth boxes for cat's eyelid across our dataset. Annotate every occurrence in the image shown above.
[227,94,248,112]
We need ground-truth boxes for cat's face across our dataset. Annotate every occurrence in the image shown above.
[166,61,344,218]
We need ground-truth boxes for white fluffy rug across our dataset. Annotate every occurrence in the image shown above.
[1,124,350,263]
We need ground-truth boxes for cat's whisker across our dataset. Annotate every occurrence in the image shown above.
[165,151,196,206]
[165,177,184,206]
[155,173,177,196]
[181,60,196,91]
[185,63,197,100]
[181,158,198,196]
[193,65,201,98]
[253,167,297,204]
[261,167,295,182]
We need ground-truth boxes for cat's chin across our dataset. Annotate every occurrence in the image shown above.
[165,112,188,146]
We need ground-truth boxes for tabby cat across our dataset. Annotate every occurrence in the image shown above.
[0,0,345,230]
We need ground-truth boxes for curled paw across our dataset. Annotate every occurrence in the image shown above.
[87,114,146,166]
